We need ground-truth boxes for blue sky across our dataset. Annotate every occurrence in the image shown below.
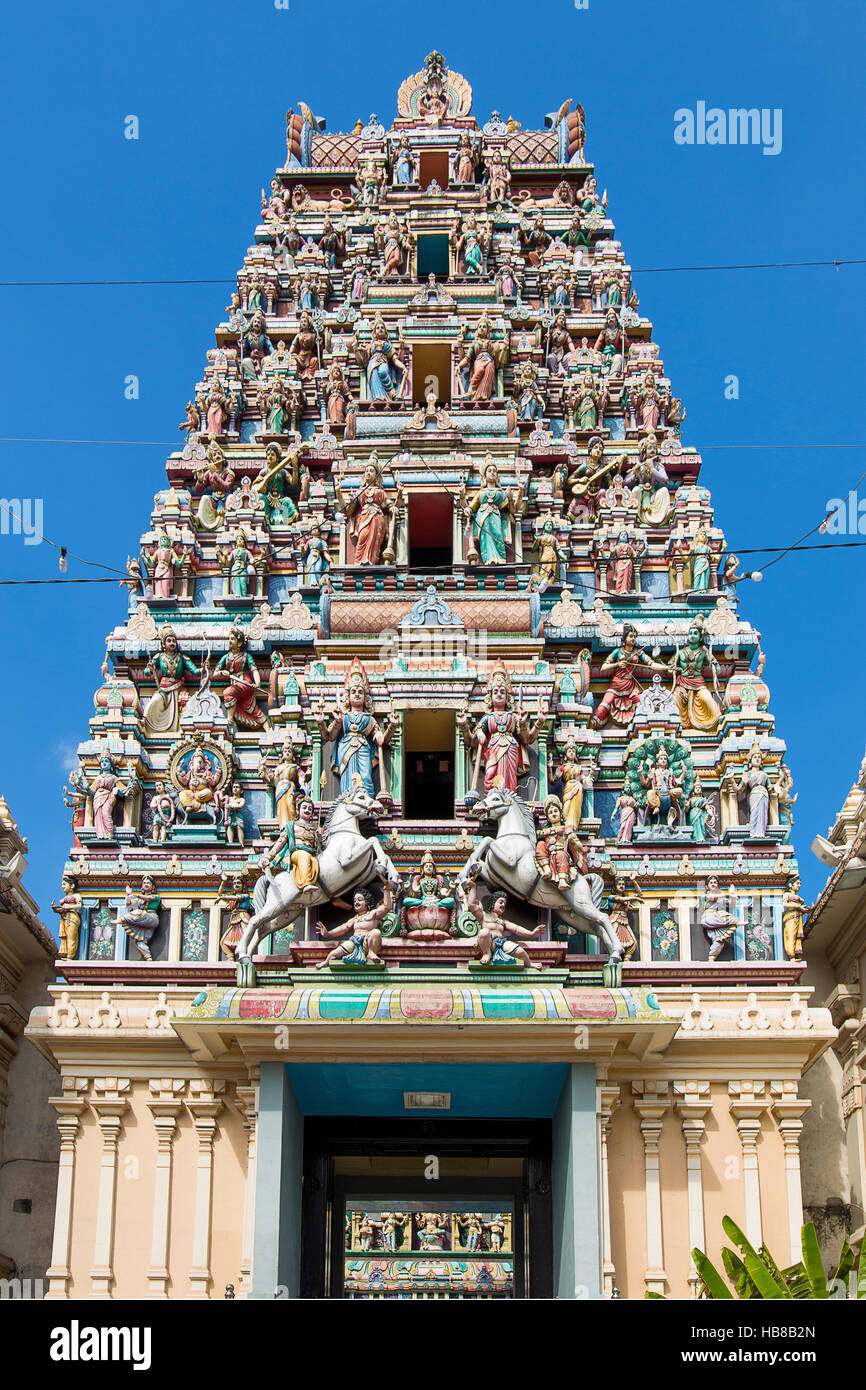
[0,0,863,926]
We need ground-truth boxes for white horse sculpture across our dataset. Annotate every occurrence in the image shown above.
[235,784,400,985]
[456,786,623,964]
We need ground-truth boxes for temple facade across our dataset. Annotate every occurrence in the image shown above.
[26,55,834,1300]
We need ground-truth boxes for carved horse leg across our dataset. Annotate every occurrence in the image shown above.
[558,890,623,964]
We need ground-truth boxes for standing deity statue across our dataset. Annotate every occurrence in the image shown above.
[375,211,408,276]
[519,213,550,265]
[669,623,721,732]
[600,529,647,595]
[782,877,807,960]
[612,788,638,844]
[552,739,593,830]
[592,623,669,729]
[300,521,331,585]
[534,516,567,588]
[315,658,398,798]
[457,311,507,402]
[338,455,401,566]
[143,627,201,734]
[455,132,479,183]
[222,780,246,846]
[214,626,270,731]
[459,459,523,565]
[607,874,641,960]
[685,776,715,843]
[51,878,82,960]
[288,309,318,380]
[149,780,176,842]
[393,136,415,185]
[730,744,772,838]
[148,532,183,599]
[594,309,626,376]
[352,315,407,404]
[87,754,136,840]
[259,736,302,829]
[216,872,252,960]
[458,661,546,796]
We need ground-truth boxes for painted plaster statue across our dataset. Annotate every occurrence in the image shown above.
[380,1212,408,1251]
[631,370,668,431]
[463,877,542,969]
[457,311,506,403]
[339,456,400,566]
[601,529,647,595]
[316,659,397,798]
[495,251,521,302]
[393,137,415,185]
[52,878,82,959]
[242,311,274,373]
[254,440,306,520]
[216,873,252,960]
[259,737,301,829]
[459,460,523,565]
[175,745,221,819]
[348,250,371,302]
[375,212,408,276]
[592,624,668,729]
[300,521,331,585]
[193,441,236,530]
[612,788,638,844]
[205,379,231,436]
[782,877,807,960]
[624,434,671,527]
[689,527,712,592]
[401,851,457,937]
[149,781,176,842]
[178,400,201,439]
[669,623,721,732]
[594,309,625,376]
[699,876,739,960]
[353,315,407,404]
[222,781,246,846]
[87,754,135,839]
[572,369,607,430]
[562,437,621,517]
[563,209,592,254]
[514,361,545,421]
[535,516,567,587]
[519,213,550,266]
[316,883,394,968]
[639,745,684,829]
[317,214,344,268]
[143,627,200,734]
[457,1214,484,1251]
[455,132,479,183]
[288,309,318,380]
[214,626,270,730]
[685,777,715,843]
[732,745,772,838]
[546,312,576,377]
[324,362,356,426]
[486,152,511,204]
[416,1213,448,1249]
[534,794,583,891]
[458,661,545,796]
[149,533,183,599]
[452,212,489,274]
[262,794,321,895]
[552,740,592,831]
[118,876,161,961]
[221,533,255,598]
[607,874,641,960]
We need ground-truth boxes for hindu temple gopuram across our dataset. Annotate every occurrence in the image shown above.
[26,54,834,1300]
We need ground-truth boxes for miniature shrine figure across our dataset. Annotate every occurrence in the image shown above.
[562,437,620,517]
[175,744,221,818]
[455,132,479,183]
[547,267,572,310]
[214,626,270,731]
[353,315,407,403]
[624,435,671,527]
[393,136,415,185]
[179,400,201,439]
[452,212,489,274]
[216,873,252,960]
[685,777,714,843]
[246,275,265,312]
[242,310,274,374]
[546,312,576,377]
[495,251,521,302]
[402,851,457,937]
[339,456,400,565]
[318,214,344,268]
[143,626,201,734]
[223,781,246,846]
[193,442,236,530]
[669,623,721,732]
[222,533,255,598]
[118,876,161,961]
[457,311,506,402]
[348,251,371,302]
[632,370,668,431]
[732,745,772,838]
[51,878,82,959]
[316,659,397,797]
[603,270,625,309]
[514,362,545,421]
[416,1213,448,1250]
[535,516,567,587]
[612,788,639,844]
[205,379,231,436]
[572,369,607,430]
[358,156,382,206]
[316,883,394,968]
[457,1213,484,1250]
[380,1211,408,1250]
[296,270,320,314]
[376,211,408,276]
[594,309,626,376]
[486,1216,507,1252]
[699,876,739,960]
[149,781,176,842]
[87,754,135,839]
[592,623,668,729]
[288,309,318,381]
[782,877,807,960]
[300,521,331,585]
[553,740,594,831]
[486,152,511,205]
[459,460,523,565]
[323,362,356,426]
[519,213,550,265]
[640,745,684,829]
[689,527,712,591]
[458,662,545,796]
[601,529,647,595]
[254,439,307,511]
[262,794,321,894]
[261,177,289,224]
[259,738,301,829]
[357,1214,376,1251]
[563,209,592,254]
[607,874,641,960]
[149,532,183,599]
[535,794,583,891]
[776,764,797,826]
[463,876,543,969]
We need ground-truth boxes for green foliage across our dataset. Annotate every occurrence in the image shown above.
[646,1217,866,1299]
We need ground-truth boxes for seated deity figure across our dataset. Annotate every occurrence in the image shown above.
[401,851,457,938]
[316,884,394,968]
[534,794,583,891]
[261,795,321,895]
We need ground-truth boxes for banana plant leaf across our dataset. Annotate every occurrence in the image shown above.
[722,1247,758,1298]
[831,1238,855,1293]
[800,1222,829,1298]
[693,1248,733,1299]
[722,1215,761,1263]
[743,1251,792,1298]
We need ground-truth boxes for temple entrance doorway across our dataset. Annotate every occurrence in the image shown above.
[403,709,454,820]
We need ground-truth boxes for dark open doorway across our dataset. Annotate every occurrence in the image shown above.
[403,708,455,820]
[418,149,450,191]
[408,490,452,571]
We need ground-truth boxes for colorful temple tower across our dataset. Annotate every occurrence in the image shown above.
[28,55,833,1300]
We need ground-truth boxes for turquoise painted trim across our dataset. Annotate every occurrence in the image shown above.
[551,1064,600,1299]
[251,1063,304,1299]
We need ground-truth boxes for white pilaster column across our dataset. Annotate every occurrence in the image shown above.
[236,1073,260,1299]
[45,1079,88,1300]
[145,1079,186,1298]
[597,1080,621,1298]
[89,1077,130,1298]
[728,1080,769,1249]
[632,1080,670,1295]
[186,1079,225,1298]
[673,1080,712,1296]
[770,1080,811,1265]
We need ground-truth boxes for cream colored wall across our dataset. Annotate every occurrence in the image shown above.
[607,1096,647,1297]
